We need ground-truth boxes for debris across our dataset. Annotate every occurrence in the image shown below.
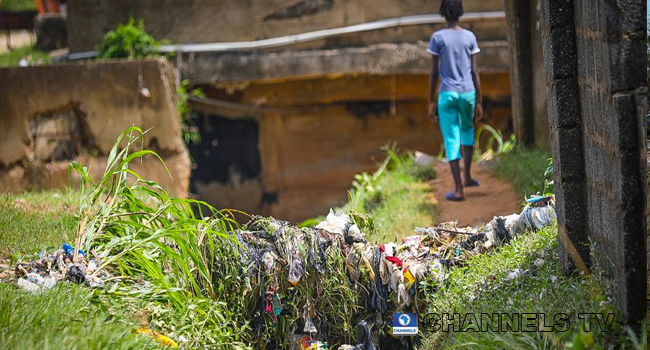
[316,209,351,235]
[403,265,416,290]
[14,243,109,292]
[508,269,524,280]
[303,302,318,334]
[385,256,403,267]
[484,200,557,248]
[66,265,86,284]
[415,151,436,167]
[290,335,328,350]
[355,320,378,350]
[17,278,39,292]
[370,247,388,313]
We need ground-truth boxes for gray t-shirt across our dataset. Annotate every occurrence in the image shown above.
[427,28,480,93]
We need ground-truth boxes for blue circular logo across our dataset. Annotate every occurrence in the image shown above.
[398,314,411,326]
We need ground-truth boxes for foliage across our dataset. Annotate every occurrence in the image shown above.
[490,147,551,198]
[177,79,203,144]
[68,126,249,348]
[420,225,646,350]
[473,125,517,162]
[0,0,36,11]
[97,18,159,59]
[0,45,51,67]
[0,283,159,350]
[345,145,438,242]
[541,157,554,196]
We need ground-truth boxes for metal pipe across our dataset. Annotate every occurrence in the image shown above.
[68,11,505,60]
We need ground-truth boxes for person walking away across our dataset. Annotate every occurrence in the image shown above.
[428,0,484,201]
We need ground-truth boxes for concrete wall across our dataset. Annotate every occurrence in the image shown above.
[189,72,512,222]
[540,0,646,327]
[505,0,549,149]
[0,59,191,197]
[178,41,510,85]
[67,0,505,53]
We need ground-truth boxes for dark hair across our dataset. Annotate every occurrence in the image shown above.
[439,0,464,22]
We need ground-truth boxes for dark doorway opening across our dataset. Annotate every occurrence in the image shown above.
[189,114,262,193]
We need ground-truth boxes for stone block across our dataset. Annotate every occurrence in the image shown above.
[608,38,646,93]
[603,0,645,35]
[545,0,575,28]
[548,78,580,127]
[542,26,578,79]
[553,127,585,182]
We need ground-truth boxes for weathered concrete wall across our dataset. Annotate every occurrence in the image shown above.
[505,0,549,149]
[178,41,510,85]
[189,72,512,221]
[0,59,191,197]
[540,0,646,326]
[67,0,505,53]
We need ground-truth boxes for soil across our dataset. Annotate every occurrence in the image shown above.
[431,161,522,227]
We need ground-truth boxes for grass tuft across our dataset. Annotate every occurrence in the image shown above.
[0,190,79,259]
[420,224,645,349]
[0,45,51,67]
[490,147,551,198]
[0,283,159,349]
[344,147,438,242]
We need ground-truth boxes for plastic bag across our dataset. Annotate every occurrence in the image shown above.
[316,209,351,235]
[288,258,305,286]
[370,248,388,313]
[355,321,378,350]
[303,303,318,334]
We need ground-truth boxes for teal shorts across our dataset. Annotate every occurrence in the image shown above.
[437,90,477,161]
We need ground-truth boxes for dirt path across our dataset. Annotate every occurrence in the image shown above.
[431,161,521,227]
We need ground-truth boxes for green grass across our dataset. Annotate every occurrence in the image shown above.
[343,149,438,242]
[0,190,79,259]
[420,225,646,349]
[0,0,36,11]
[0,45,51,67]
[490,147,551,198]
[0,283,160,350]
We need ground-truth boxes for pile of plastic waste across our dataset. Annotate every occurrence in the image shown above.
[14,243,109,292]
[227,198,556,349]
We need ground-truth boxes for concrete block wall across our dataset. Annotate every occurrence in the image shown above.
[504,0,550,149]
[540,0,647,326]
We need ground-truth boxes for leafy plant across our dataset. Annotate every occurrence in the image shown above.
[97,18,159,59]
[542,157,554,196]
[473,125,516,162]
[68,126,249,348]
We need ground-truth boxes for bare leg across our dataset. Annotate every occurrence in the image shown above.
[449,159,464,199]
[461,145,478,186]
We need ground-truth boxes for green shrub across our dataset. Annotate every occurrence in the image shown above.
[97,18,159,59]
